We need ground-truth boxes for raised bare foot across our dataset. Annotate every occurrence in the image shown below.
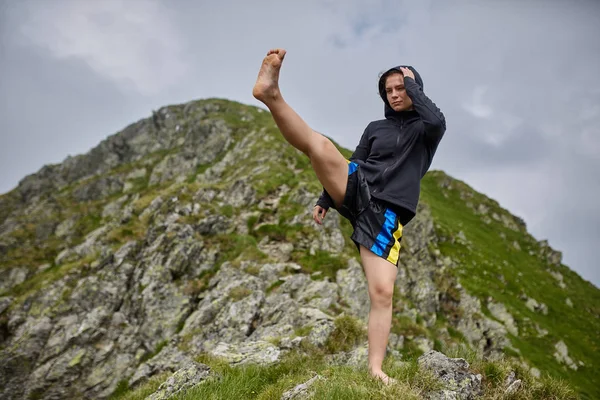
[370,370,397,386]
[252,48,286,104]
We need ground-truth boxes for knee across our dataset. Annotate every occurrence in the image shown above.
[369,283,394,308]
[307,133,332,159]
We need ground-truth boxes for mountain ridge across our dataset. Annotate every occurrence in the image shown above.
[0,98,597,399]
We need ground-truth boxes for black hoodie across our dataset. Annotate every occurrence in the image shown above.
[316,65,446,225]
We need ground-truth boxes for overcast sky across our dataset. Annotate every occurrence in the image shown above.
[1,0,598,287]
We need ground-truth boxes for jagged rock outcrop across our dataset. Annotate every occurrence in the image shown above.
[455,290,509,358]
[1,190,481,399]
[396,203,441,326]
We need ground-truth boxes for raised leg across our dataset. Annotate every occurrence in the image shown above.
[252,49,349,208]
[359,245,398,385]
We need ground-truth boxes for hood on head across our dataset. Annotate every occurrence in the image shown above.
[378,65,424,117]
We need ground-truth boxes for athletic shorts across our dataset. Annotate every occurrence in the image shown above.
[336,160,404,267]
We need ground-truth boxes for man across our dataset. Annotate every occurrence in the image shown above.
[252,48,446,384]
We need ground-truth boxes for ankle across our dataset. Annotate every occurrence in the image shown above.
[262,89,282,105]
[369,366,384,375]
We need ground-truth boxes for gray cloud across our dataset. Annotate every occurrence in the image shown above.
[19,0,188,95]
[0,0,598,286]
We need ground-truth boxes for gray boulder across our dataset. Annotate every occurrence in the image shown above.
[487,300,519,336]
[418,350,483,400]
[146,363,212,400]
[129,345,198,387]
[208,341,281,365]
[280,374,323,400]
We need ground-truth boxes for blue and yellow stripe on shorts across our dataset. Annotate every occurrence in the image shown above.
[369,207,403,266]
[347,159,358,175]
[344,158,403,265]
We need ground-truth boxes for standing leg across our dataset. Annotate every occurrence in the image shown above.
[359,245,398,384]
[252,48,349,208]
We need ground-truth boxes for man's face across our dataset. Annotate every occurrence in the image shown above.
[385,73,413,112]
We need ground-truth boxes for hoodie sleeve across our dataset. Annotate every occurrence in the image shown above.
[404,77,446,145]
[315,125,371,210]
[349,124,371,162]
[315,188,334,210]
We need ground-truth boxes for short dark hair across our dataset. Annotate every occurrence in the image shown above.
[379,69,403,87]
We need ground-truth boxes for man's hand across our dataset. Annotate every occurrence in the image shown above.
[400,67,415,80]
[313,205,328,225]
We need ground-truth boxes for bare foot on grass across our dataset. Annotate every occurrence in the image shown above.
[370,370,397,386]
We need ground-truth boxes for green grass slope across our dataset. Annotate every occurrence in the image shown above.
[420,172,599,399]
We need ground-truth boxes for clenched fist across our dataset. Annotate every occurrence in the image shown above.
[313,205,328,225]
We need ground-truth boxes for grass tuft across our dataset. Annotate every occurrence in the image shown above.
[325,315,367,354]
